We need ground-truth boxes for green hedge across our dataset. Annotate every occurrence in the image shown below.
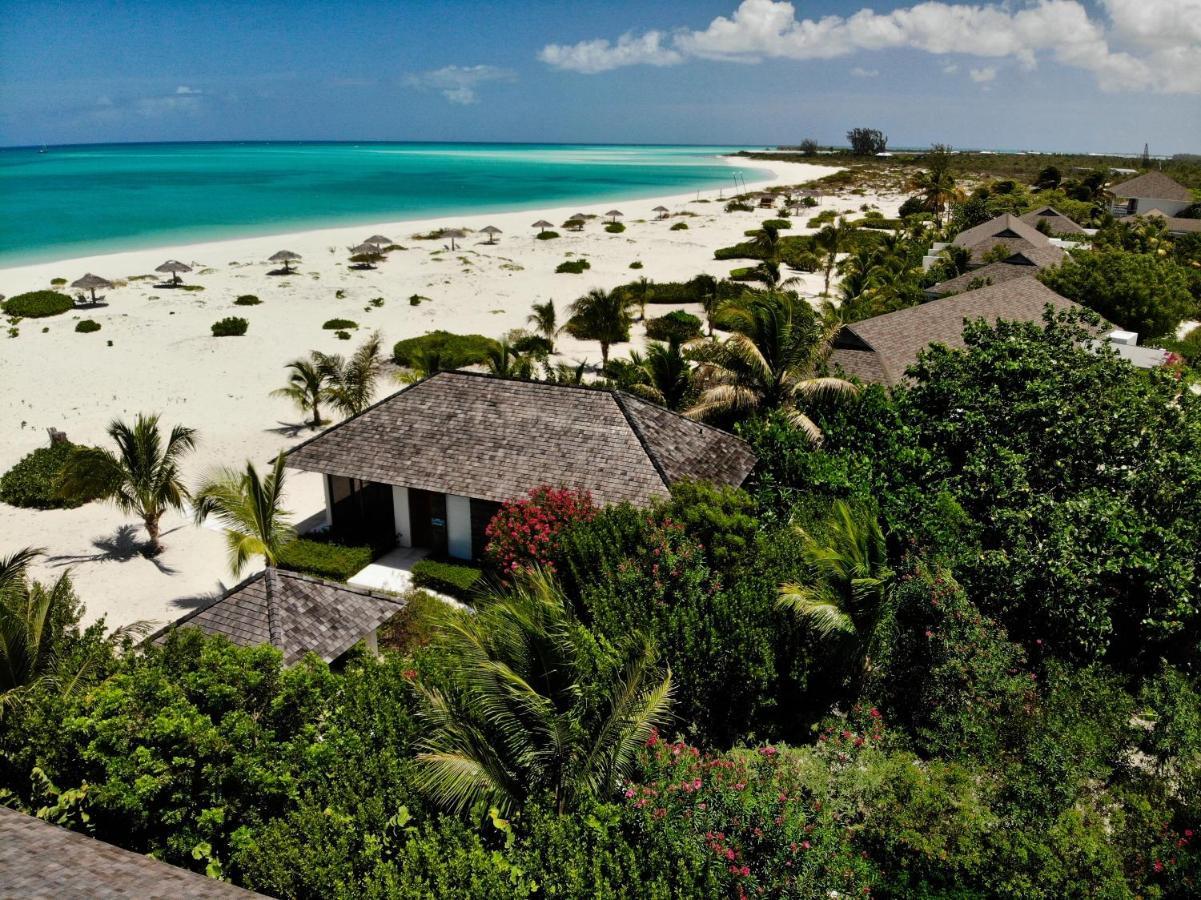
[211,317,248,337]
[669,221,689,231]
[234,294,261,305]
[605,222,626,234]
[3,291,74,318]
[75,319,101,333]
[535,230,560,240]
[555,259,591,274]
[645,310,703,344]
[762,218,792,229]
[0,442,101,510]
[392,330,498,368]
[410,558,483,599]
[322,318,357,330]
[276,536,375,582]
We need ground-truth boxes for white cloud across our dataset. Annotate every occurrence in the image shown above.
[538,0,1201,94]
[175,85,202,95]
[970,66,997,83]
[403,65,515,104]
[539,31,682,74]
[850,66,879,78]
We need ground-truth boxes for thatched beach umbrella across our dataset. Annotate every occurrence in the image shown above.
[349,242,382,267]
[364,234,392,247]
[155,260,192,285]
[269,250,301,273]
[532,219,554,236]
[568,213,587,231]
[653,205,669,220]
[605,209,623,223]
[70,273,113,303]
[480,225,502,245]
[442,228,466,251]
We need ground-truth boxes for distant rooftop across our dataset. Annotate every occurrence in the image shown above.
[1109,172,1192,201]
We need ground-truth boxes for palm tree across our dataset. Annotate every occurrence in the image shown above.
[272,355,328,427]
[318,331,384,417]
[527,300,557,352]
[485,339,534,379]
[815,218,852,296]
[627,342,692,411]
[909,144,962,225]
[59,414,197,556]
[686,293,858,444]
[752,221,781,261]
[414,570,673,816]
[633,277,654,322]
[541,359,587,385]
[192,453,295,577]
[778,500,893,677]
[564,288,633,367]
[397,347,446,384]
[694,275,720,336]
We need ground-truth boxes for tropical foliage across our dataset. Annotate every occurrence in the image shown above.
[192,453,294,576]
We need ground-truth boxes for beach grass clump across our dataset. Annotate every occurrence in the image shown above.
[74,319,101,333]
[409,294,429,306]
[234,294,261,305]
[392,330,498,368]
[50,278,67,286]
[556,259,591,274]
[211,316,249,337]
[604,222,626,234]
[725,200,754,213]
[179,284,205,292]
[0,441,104,510]
[629,261,644,269]
[277,535,377,582]
[762,218,792,229]
[729,266,759,281]
[3,291,74,319]
[670,221,689,231]
[535,230,560,241]
[323,318,358,330]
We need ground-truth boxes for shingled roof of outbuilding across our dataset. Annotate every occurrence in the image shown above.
[926,245,1067,298]
[286,371,757,506]
[0,806,263,898]
[1110,171,1192,201]
[952,213,1051,252]
[830,277,1083,387]
[1018,206,1087,235]
[152,568,405,665]
[1122,210,1201,234]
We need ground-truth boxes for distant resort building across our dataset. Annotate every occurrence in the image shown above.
[1111,172,1200,234]
[925,245,1066,298]
[922,212,1083,271]
[1018,205,1087,236]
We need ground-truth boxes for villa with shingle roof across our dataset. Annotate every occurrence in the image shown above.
[152,568,406,664]
[1121,208,1201,235]
[287,371,757,560]
[952,213,1054,265]
[1019,205,1087,235]
[1110,171,1194,217]
[0,806,264,899]
[830,277,1083,387]
[925,245,1067,298]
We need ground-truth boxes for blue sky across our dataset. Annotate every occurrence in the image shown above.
[1,0,1198,153]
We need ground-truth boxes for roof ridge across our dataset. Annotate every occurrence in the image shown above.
[611,392,671,491]
[265,567,284,647]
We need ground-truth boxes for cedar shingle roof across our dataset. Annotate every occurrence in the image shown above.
[1110,172,1192,202]
[926,245,1067,298]
[0,806,262,898]
[154,568,405,665]
[286,372,756,505]
[830,277,1083,386]
[1019,206,1087,235]
[952,213,1051,252]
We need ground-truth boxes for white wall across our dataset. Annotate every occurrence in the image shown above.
[322,476,333,528]
[1132,197,1191,217]
[446,494,472,560]
[392,485,411,547]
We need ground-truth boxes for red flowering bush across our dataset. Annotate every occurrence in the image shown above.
[484,485,595,579]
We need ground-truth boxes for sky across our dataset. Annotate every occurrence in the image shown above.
[1,0,1199,153]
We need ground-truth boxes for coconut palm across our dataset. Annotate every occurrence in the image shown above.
[541,359,587,386]
[192,453,294,577]
[686,293,858,444]
[564,288,633,367]
[631,277,654,322]
[59,414,197,556]
[272,355,329,427]
[627,342,693,411]
[397,347,446,384]
[486,339,534,379]
[414,570,673,816]
[778,500,893,676]
[815,218,853,296]
[318,331,384,417]
[909,145,962,225]
[752,221,781,261]
[527,300,558,351]
[694,274,720,336]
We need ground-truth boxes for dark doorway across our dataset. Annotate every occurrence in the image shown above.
[408,488,447,555]
[327,476,396,550]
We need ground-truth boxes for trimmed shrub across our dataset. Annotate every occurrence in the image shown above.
[211,316,248,337]
[0,442,103,510]
[555,259,591,274]
[605,222,626,234]
[645,310,703,345]
[392,330,498,368]
[276,536,375,581]
[410,558,483,599]
[50,278,67,286]
[535,230,560,240]
[74,319,101,333]
[669,222,689,231]
[234,294,261,305]
[322,318,357,330]
[3,291,73,319]
[629,261,644,269]
[762,218,792,230]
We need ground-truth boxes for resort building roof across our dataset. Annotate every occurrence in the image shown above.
[952,213,1051,251]
[152,568,405,664]
[830,277,1082,387]
[925,245,1068,298]
[0,806,262,899]
[286,371,756,506]
[1018,206,1087,235]
[1121,210,1201,234]
[1109,172,1192,201]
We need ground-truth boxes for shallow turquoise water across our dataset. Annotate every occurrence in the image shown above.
[0,143,769,265]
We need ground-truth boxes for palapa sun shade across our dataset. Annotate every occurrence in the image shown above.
[268,250,300,272]
[349,243,382,266]
[532,219,554,235]
[441,228,466,250]
[364,234,392,246]
[605,209,623,222]
[480,225,502,244]
[653,205,669,218]
[70,273,113,302]
[155,260,192,285]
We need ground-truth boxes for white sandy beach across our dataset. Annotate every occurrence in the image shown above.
[0,158,901,628]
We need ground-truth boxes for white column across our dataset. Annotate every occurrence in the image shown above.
[322,476,333,528]
[392,485,411,547]
[446,494,472,560]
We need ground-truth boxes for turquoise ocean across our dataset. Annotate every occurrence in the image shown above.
[0,143,771,266]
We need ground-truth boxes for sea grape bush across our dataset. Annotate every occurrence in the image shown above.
[484,485,595,578]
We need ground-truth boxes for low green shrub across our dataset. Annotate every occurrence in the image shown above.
[50,278,67,286]
[801,195,819,207]
[211,316,248,337]
[392,330,498,368]
[669,222,689,231]
[335,330,351,340]
[725,200,753,213]
[411,558,483,599]
[409,294,429,306]
[0,442,102,510]
[535,230,560,240]
[511,333,554,356]
[808,209,837,227]
[1161,325,1201,366]
[629,261,644,269]
[605,222,626,234]
[74,319,101,333]
[276,535,376,581]
[234,294,261,305]
[762,218,792,230]
[645,310,703,345]
[729,267,758,281]
[323,318,358,330]
[3,291,74,318]
[555,259,591,274]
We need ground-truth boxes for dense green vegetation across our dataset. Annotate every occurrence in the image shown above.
[2,290,74,318]
[409,558,483,599]
[74,319,101,333]
[276,535,377,581]
[392,330,498,370]
[0,442,103,510]
[211,316,249,337]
